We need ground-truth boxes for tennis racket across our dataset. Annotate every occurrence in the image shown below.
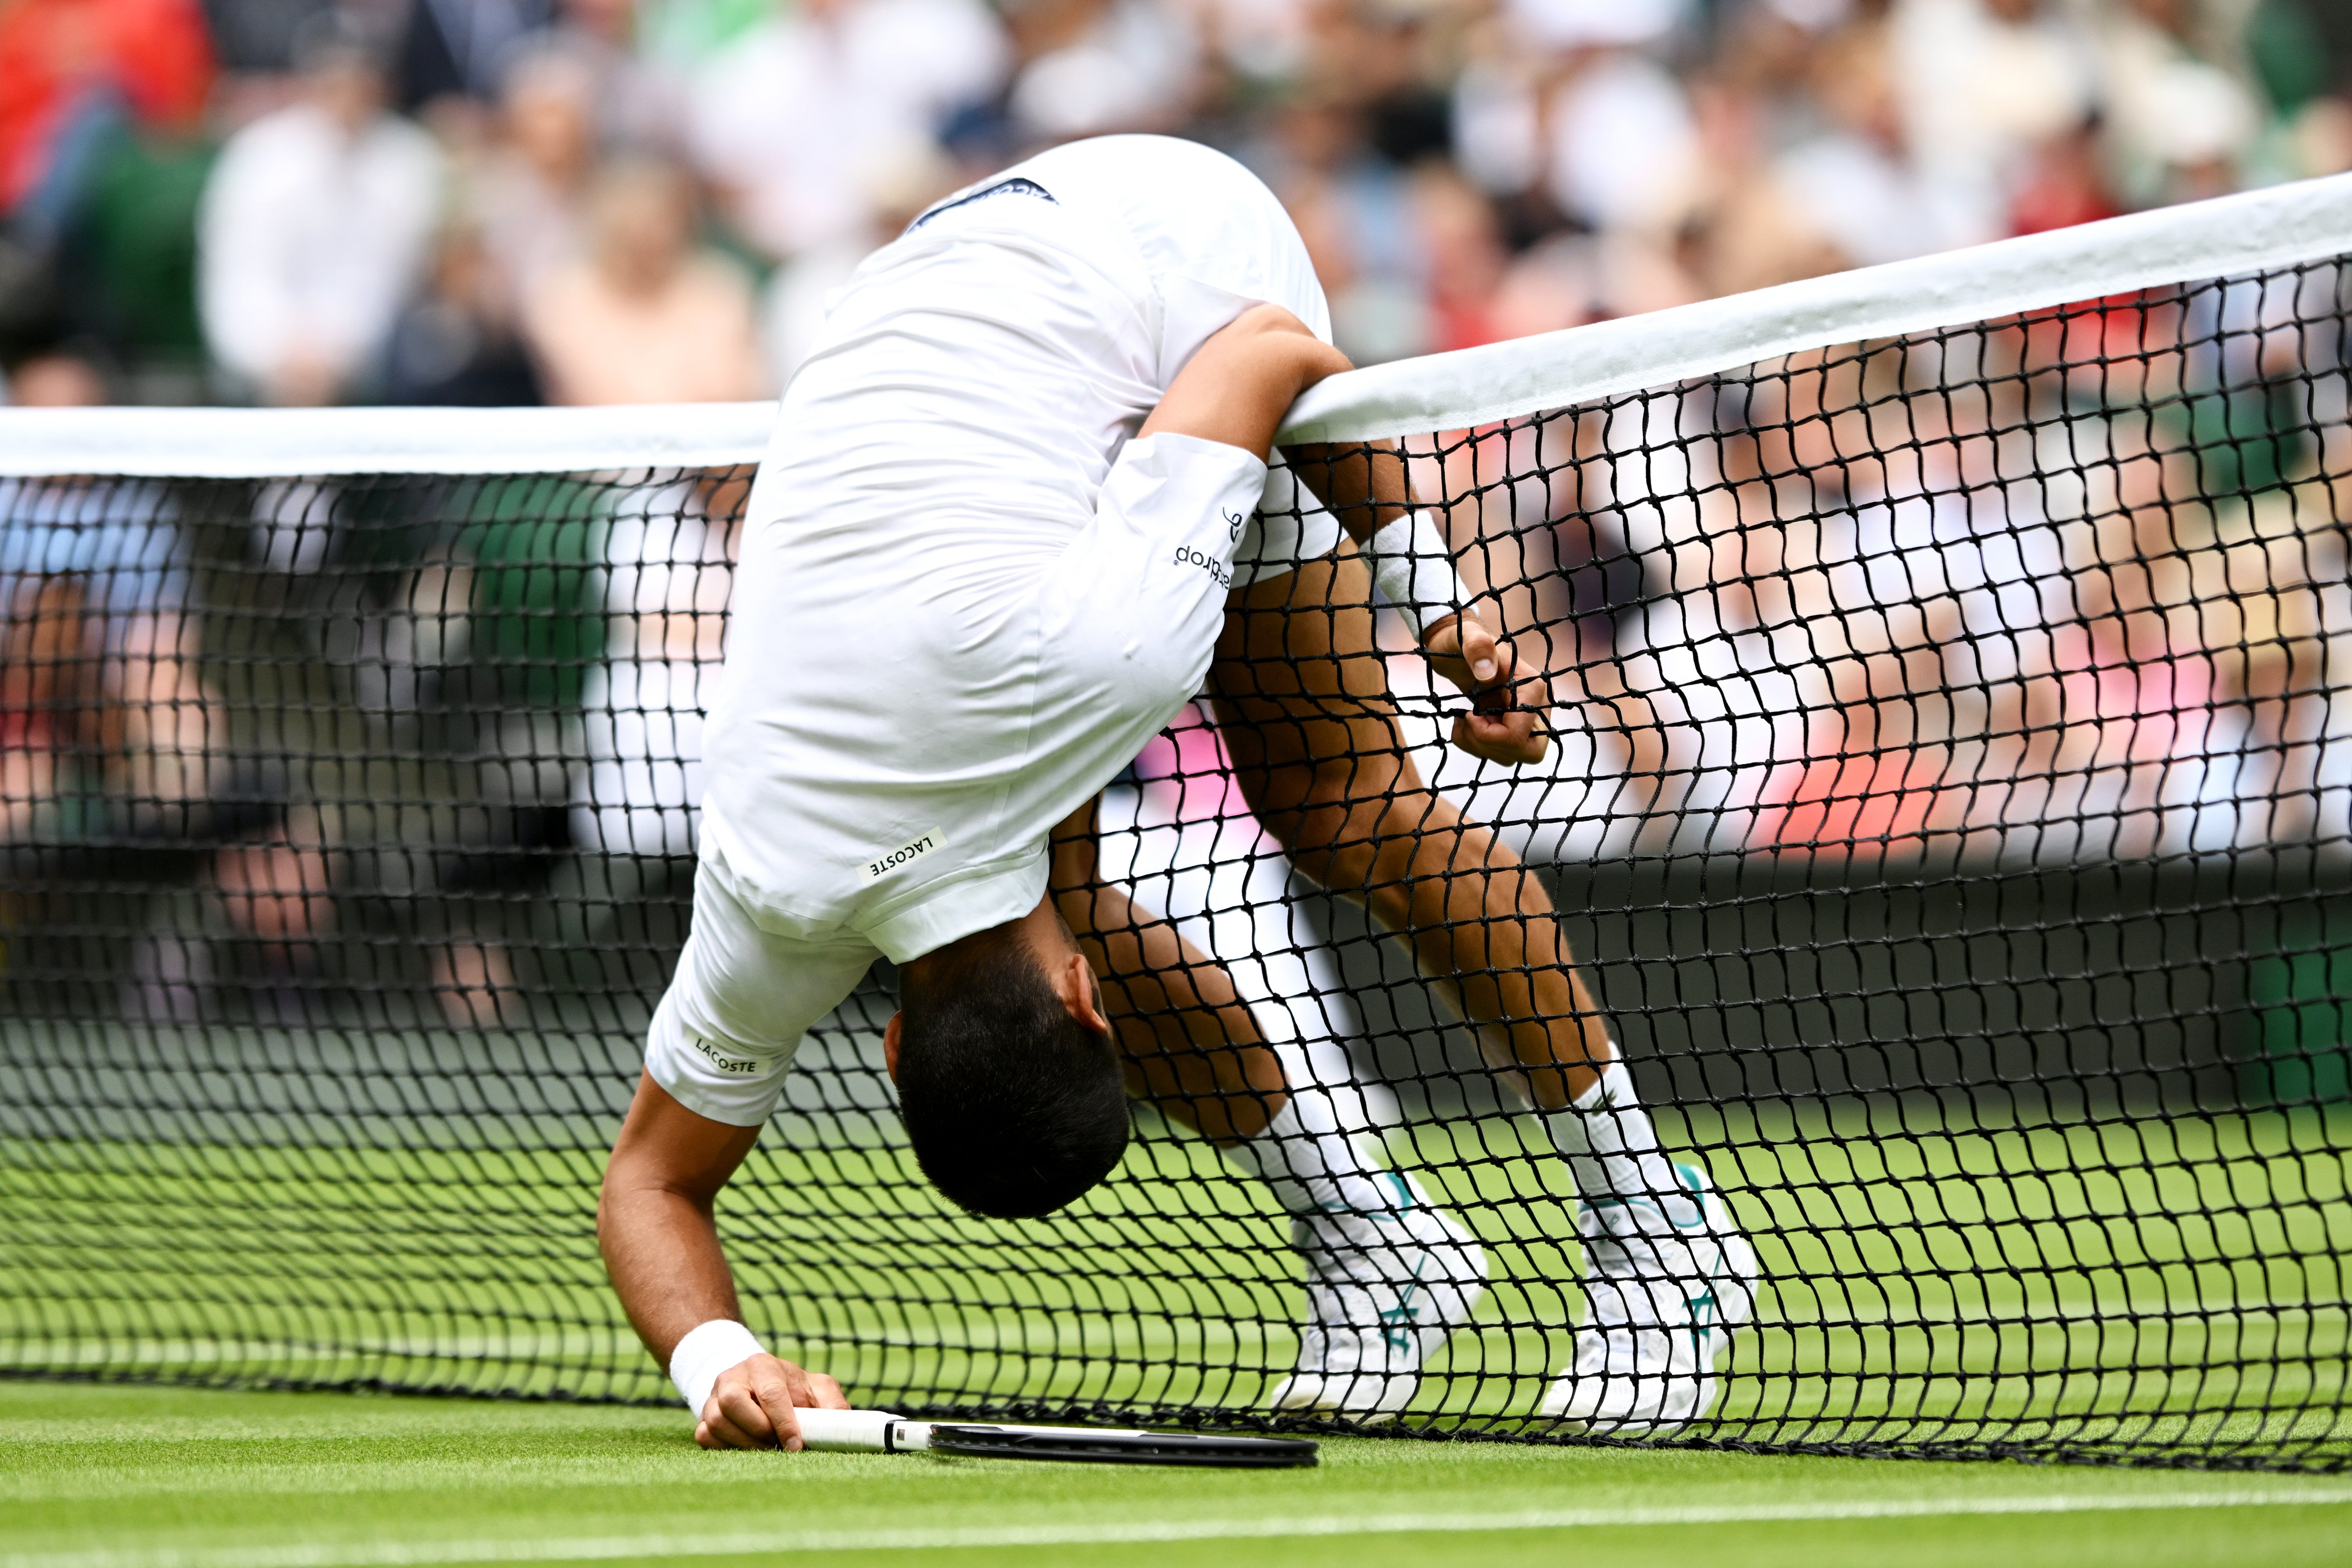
[926,1422,1317,1467]
[788,1408,1317,1467]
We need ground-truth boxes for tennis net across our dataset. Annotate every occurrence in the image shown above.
[3,174,2350,1470]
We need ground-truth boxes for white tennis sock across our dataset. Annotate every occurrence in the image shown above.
[1229,1085,1399,1219]
[1545,1061,1684,1211]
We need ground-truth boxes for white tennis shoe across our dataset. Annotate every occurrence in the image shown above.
[1541,1162,1757,1438]
[1269,1171,1486,1419]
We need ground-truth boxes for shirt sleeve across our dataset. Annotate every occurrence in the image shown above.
[1004,430,1270,845]
[1050,432,1271,685]
[643,858,881,1127]
[1097,430,1271,565]
[861,432,1271,965]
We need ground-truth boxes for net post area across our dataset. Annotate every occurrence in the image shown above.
[4,183,2352,1472]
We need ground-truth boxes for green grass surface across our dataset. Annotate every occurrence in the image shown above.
[1,1381,2348,1568]
[7,1101,2349,1460]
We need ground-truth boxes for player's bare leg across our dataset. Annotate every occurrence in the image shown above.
[1050,794,1484,1418]
[1208,541,1756,1437]
[1208,550,1616,1100]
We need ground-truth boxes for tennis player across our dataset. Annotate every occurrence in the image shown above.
[597,134,1752,1450]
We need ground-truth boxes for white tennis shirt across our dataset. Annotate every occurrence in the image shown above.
[706,422,1267,961]
[646,135,1336,1126]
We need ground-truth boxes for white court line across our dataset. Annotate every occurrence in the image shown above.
[10,1487,2352,1568]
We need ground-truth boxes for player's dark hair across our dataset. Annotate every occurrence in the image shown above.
[894,938,1130,1220]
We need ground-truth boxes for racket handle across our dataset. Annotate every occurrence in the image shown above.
[788,1407,935,1453]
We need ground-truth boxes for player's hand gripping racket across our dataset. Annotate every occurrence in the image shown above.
[787,1408,1316,1468]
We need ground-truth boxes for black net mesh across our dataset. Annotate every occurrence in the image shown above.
[3,258,2349,1470]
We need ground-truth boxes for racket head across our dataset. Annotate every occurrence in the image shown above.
[924,1423,1318,1468]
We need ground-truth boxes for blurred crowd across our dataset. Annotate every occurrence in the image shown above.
[2,0,2351,1038]
[3,0,2350,409]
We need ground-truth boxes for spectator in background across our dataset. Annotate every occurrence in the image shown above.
[571,486,740,867]
[396,0,558,115]
[424,470,747,1031]
[1705,0,1844,147]
[9,352,110,408]
[1266,85,1427,363]
[378,42,597,405]
[1670,57,1838,296]
[523,157,763,404]
[686,0,1006,262]
[0,350,331,1021]
[2007,115,2122,235]
[2286,95,2352,181]
[1771,7,1981,266]
[380,222,544,404]
[546,0,689,151]
[0,0,214,233]
[196,13,443,404]
[0,352,112,843]
[1003,0,1204,144]
[202,0,339,77]
[393,0,680,149]
[2097,0,2262,204]
[1446,0,1726,326]
[0,575,84,846]
[0,0,214,347]
[1891,0,2097,241]
[1249,0,1464,363]
[1411,162,1509,352]
[470,47,600,310]
[1454,0,1704,239]
[1190,0,1316,89]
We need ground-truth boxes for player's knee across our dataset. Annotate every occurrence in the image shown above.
[1260,798,1420,928]
[1295,837,1408,926]
[895,941,1130,1220]
[1255,787,1382,887]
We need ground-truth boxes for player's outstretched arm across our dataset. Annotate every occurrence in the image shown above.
[600,1073,849,1449]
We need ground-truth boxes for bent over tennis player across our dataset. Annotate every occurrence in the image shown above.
[598,134,1755,1451]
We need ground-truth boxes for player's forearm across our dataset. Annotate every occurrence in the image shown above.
[598,1072,762,1365]
[598,1180,744,1364]
[1278,439,1414,542]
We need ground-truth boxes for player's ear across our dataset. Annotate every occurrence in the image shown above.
[1053,951,1110,1037]
[883,1013,902,1082]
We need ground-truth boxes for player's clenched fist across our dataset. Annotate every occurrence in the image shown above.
[697,1353,851,1450]
[1422,611,1552,766]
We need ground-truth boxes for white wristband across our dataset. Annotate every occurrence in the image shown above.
[1365,510,1469,641]
[669,1318,766,1416]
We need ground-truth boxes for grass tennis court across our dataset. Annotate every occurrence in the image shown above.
[7,1098,2349,1455]
[2,1380,2348,1568]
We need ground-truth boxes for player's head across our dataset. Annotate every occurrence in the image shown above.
[887,903,1128,1220]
